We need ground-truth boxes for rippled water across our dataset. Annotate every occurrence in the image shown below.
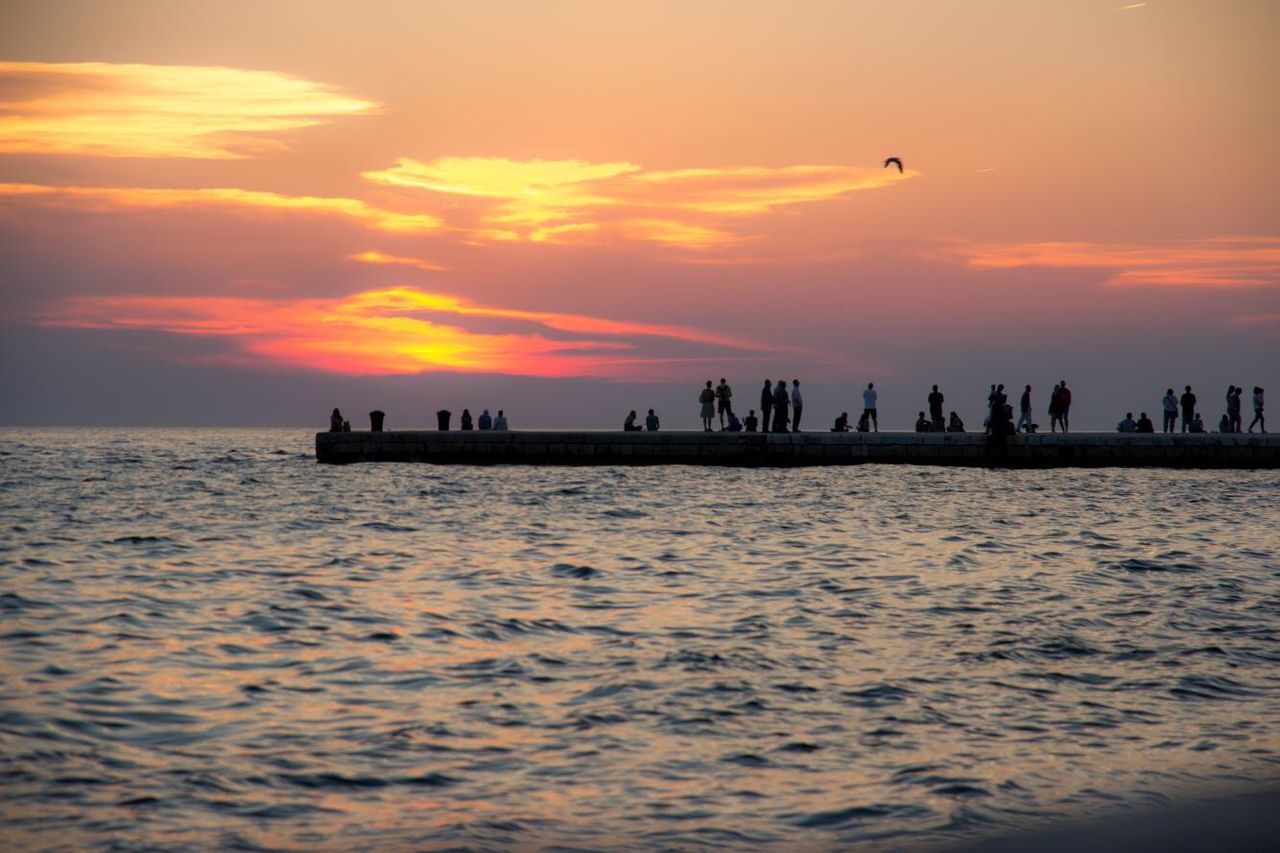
[1,428,1278,850]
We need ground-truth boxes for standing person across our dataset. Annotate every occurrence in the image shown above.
[1161,388,1178,433]
[862,382,878,432]
[985,384,998,435]
[928,385,944,431]
[1180,385,1197,433]
[699,380,716,432]
[1228,385,1243,433]
[791,379,804,432]
[715,378,734,429]
[1017,384,1033,433]
[772,378,790,433]
[1248,387,1265,433]
[1048,383,1063,433]
[1058,380,1072,432]
[760,379,773,434]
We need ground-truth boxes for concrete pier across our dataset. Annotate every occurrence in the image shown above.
[316,430,1280,468]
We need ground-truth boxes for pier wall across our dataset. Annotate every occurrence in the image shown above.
[315,431,1280,468]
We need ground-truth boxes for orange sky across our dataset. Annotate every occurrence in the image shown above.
[0,0,1276,425]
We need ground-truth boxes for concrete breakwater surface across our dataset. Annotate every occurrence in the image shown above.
[2,428,1279,850]
[317,430,1280,468]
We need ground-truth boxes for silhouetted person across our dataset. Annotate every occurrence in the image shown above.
[1180,386,1196,433]
[329,408,343,432]
[727,412,742,432]
[1117,412,1136,433]
[928,384,944,430]
[1190,413,1205,433]
[646,409,660,431]
[1249,387,1266,433]
[915,411,930,432]
[1017,384,1033,433]
[744,409,759,432]
[1218,413,1231,433]
[493,410,508,431]
[832,411,850,432]
[791,379,804,431]
[856,412,871,432]
[1049,382,1064,433]
[716,378,733,429]
[435,409,449,431]
[1058,380,1072,432]
[862,382,878,432]
[947,411,965,433]
[699,380,716,432]
[989,384,1009,436]
[1161,388,1178,433]
[460,409,474,430]
[1136,412,1154,433]
[760,380,773,431]
[1228,385,1242,433]
[624,410,642,431]
[478,408,492,430]
[772,378,790,433]
[342,419,351,432]
[370,410,386,431]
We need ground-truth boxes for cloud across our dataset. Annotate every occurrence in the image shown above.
[0,61,375,158]
[942,236,1280,288]
[41,286,771,378]
[0,182,442,233]
[348,250,448,272]
[364,155,915,248]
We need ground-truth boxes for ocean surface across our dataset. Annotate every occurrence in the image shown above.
[1,428,1278,851]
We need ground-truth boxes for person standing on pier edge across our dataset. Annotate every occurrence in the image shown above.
[760,380,773,433]
[791,379,804,432]
[1048,383,1062,432]
[1162,388,1178,433]
[1058,381,1071,432]
[699,381,716,432]
[1228,385,1243,433]
[715,378,733,429]
[862,382,878,432]
[1249,387,1266,433]
[772,378,790,433]
[1017,385,1033,433]
[1180,386,1196,433]
[928,385,944,431]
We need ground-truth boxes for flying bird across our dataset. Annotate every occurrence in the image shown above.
[883,157,904,173]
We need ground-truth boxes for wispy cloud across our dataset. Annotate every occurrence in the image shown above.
[0,182,441,233]
[0,61,375,158]
[940,236,1280,288]
[43,287,771,377]
[348,250,448,272]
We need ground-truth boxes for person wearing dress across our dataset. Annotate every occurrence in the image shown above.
[699,381,716,431]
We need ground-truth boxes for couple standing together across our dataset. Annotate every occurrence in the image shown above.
[757,379,805,433]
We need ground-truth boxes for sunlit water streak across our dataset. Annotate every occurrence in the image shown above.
[0,428,1277,850]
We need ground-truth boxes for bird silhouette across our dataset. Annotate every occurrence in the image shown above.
[883,157,904,173]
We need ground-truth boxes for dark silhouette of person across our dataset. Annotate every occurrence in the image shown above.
[329,408,343,432]
[624,410,642,431]
[1058,380,1072,432]
[856,411,871,432]
[493,410,508,430]
[460,408,474,430]
[915,411,930,432]
[1249,387,1266,433]
[760,380,773,432]
[862,382,878,432]
[1180,385,1196,433]
[1162,388,1178,433]
[928,384,944,430]
[478,408,492,430]
[772,378,790,433]
[727,412,742,432]
[1190,413,1205,433]
[986,384,999,435]
[1136,412,1154,433]
[791,379,804,431]
[947,411,965,433]
[989,384,1009,436]
[1228,385,1242,433]
[699,380,716,431]
[832,411,850,432]
[370,410,386,432]
[716,378,733,429]
[1117,412,1136,433]
[646,409,660,431]
[1017,384,1033,433]
[744,409,759,432]
[1049,382,1064,433]
[1218,413,1231,433]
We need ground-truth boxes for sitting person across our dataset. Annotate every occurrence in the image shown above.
[645,408,660,431]
[460,408,474,430]
[1190,413,1206,433]
[1135,412,1154,433]
[856,412,871,432]
[744,410,759,432]
[478,408,492,430]
[1117,412,1137,433]
[947,412,965,433]
[832,411,850,432]
[493,410,509,431]
[1218,413,1231,433]
[914,411,930,432]
[726,412,742,432]
[624,410,643,431]
[329,408,344,432]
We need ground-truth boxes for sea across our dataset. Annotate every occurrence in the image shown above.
[1,428,1277,851]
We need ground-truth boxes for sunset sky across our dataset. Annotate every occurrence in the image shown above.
[1,0,1276,427]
